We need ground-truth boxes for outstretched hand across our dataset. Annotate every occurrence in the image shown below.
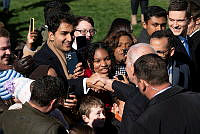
[86,73,114,92]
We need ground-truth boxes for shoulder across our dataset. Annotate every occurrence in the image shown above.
[45,122,67,134]
[34,44,57,64]
[0,69,23,84]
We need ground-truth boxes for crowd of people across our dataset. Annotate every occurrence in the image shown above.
[0,0,200,134]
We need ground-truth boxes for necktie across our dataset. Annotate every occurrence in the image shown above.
[179,36,190,57]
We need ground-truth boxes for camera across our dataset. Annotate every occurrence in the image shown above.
[123,49,128,55]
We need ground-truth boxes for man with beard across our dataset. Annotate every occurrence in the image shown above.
[150,30,191,90]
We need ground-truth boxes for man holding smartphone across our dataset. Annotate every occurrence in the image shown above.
[33,11,84,80]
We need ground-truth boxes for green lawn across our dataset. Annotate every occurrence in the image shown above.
[2,0,169,44]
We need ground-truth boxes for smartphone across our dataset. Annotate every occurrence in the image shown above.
[117,75,124,80]
[30,18,35,32]
[66,86,75,99]
[76,36,87,50]
[123,48,128,55]
[66,51,79,74]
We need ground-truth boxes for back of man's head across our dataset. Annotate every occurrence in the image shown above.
[46,11,75,34]
[0,28,10,38]
[134,54,169,85]
[168,0,190,18]
[30,76,66,107]
[144,6,167,23]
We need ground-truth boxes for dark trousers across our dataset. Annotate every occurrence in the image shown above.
[131,0,148,15]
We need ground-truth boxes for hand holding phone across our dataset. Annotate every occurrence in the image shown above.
[29,18,35,32]
[117,75,124,80]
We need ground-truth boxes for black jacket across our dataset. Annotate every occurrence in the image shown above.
[111,81,149,134]
[128,86,200,134]
[137,29,150,44]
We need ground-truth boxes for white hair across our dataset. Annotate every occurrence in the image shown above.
[127,43,156,65]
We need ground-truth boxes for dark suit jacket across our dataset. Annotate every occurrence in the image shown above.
[0,103,67,134]
[170,58,191,90]
[33,44,84,96]
[188,30,200,91]
[33,43,66,81]
[128,85,200,134]
[137,29,150,44]
[168,30,192,65]
[112,81,149,134]
[167,29,196,91]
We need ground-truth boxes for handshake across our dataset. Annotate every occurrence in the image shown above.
[86,73,129,92]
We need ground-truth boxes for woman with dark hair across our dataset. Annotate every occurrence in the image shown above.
[104,31,136,76]
[87,42,114,78]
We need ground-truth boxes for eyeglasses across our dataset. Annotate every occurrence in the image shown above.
[156,49,170,55]
[75,29,96,35]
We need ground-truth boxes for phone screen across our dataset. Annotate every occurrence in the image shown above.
[30,18,34,32]
[66,52,79,74]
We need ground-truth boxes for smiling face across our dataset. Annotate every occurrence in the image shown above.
[0,37,11,65]
[114,35,132,64]
[93,48,111,76]
[143,16,167,36]
[168,10,189,36]
[84,106,105,128]
[49,22,74,52]
[74,20,95,41]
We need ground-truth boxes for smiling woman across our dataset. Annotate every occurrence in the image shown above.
[87,42,114,78]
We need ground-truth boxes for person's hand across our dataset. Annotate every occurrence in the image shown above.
[86,73,105,91]
[113,75,129,84]
[72,62,84,78]
[13,55,35,75]
[26,26,38,50]
[86,73,114,92]
[63,94,77,109]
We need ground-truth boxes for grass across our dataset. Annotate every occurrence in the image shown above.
[1,0,169,46]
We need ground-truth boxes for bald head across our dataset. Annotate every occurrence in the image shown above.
[127,43,156,65]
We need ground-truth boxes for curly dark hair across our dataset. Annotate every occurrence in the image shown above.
[44,0,71,24]
[46,11,75,34]
[104,31,136,50]
[30,76,67,107]
[87,42,115,76]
